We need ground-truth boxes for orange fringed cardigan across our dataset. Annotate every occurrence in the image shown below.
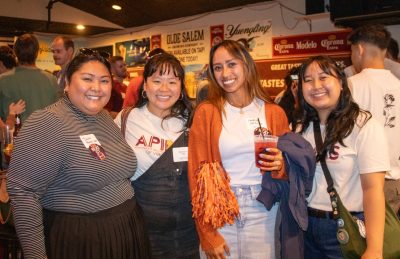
[188,101,290,251]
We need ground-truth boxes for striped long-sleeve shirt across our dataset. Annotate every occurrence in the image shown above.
[7,96,137,259]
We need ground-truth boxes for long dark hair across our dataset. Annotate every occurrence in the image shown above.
[294,55,371,161]
[136,52,192,129]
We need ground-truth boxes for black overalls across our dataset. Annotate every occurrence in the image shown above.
[132,131,200,258]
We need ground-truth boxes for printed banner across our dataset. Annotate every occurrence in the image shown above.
[256,55,352,98]
[116,38,150,67]
[162,27,210,65]
[35,35,57,73]
[272,30,351,58]
[224,20,272,60]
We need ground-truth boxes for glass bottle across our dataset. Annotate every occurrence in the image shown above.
[13,114,21,138]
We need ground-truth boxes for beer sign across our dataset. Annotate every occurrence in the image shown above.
[272,30,351,58]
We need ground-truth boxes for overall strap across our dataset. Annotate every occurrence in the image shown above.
[120,106,134,137]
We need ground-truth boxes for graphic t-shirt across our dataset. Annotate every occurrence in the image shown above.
[348,68,400,179]
[302,117,390,212]
[115,105,185,180]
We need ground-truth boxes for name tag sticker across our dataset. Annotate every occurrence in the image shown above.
[246,117,266,130]
[80,134,101,148]
[173,147,188,162]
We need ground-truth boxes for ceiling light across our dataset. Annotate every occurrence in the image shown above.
[76,24,86,30]
[112,5,122,10]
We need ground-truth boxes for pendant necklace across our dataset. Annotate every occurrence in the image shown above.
[227,99,248,115]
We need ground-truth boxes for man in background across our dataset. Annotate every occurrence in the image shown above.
[106,55,128,117]
[387,38,399,61]
[0,45,17,75]
[51,36,74,91]
[0,34,59,122]
[345,37,400,79]
[348,24,400,215]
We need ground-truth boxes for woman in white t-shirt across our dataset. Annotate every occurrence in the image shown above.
[294,55,390,259]
[115,53,198,258]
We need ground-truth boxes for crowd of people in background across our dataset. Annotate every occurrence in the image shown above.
[0,23,399,259]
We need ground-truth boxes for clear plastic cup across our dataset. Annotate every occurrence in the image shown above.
[254,135,278,168]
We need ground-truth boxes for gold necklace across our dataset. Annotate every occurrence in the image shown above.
[226,99,252,115]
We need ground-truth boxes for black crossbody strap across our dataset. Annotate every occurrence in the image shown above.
[313,121,341,219]
[313,121,335,193]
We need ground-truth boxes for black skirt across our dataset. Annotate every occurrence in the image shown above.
[43,198,152,259]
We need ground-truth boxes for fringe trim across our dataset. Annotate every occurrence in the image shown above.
[192,161,239,229]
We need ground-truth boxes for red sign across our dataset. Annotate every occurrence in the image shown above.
[272,30,351,58]
[210,25,224,47]
[151,35,162,50]
[256,55,352,98]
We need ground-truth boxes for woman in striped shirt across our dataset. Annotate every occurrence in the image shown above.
[7,50,151,259]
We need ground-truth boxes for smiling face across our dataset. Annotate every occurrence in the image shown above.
[65,60,112,115]
[144,67,182,118]
[212,46,247,100]
[302,61,342,123]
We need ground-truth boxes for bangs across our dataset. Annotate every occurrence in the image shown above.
[146,58,184,80]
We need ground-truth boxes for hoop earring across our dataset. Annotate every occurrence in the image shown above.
[141,90,147,99]
[179,93,184,100]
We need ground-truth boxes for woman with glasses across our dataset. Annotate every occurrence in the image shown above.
[115,52,199,258]
[7,49,151,259]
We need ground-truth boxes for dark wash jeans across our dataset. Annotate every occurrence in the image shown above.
[305,212,364,259]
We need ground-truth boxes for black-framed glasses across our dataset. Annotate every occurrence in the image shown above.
[78,48,110,59]
[78,48,111,59]
[78,48,112,67]
[78,48,97,56]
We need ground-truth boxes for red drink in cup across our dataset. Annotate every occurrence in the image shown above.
[254,135,278,168]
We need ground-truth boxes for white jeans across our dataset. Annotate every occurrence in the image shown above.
[201,185,278,259]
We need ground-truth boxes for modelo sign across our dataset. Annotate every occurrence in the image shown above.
[272,30,351,57]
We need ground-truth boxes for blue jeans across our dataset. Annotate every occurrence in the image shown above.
[218,185,278,259]
[305,216,343,259]
[305,213,364,259]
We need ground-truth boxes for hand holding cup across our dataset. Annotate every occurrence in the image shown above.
[254,135,283,174]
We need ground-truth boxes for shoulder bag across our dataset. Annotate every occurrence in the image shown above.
[313,121,400,259]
